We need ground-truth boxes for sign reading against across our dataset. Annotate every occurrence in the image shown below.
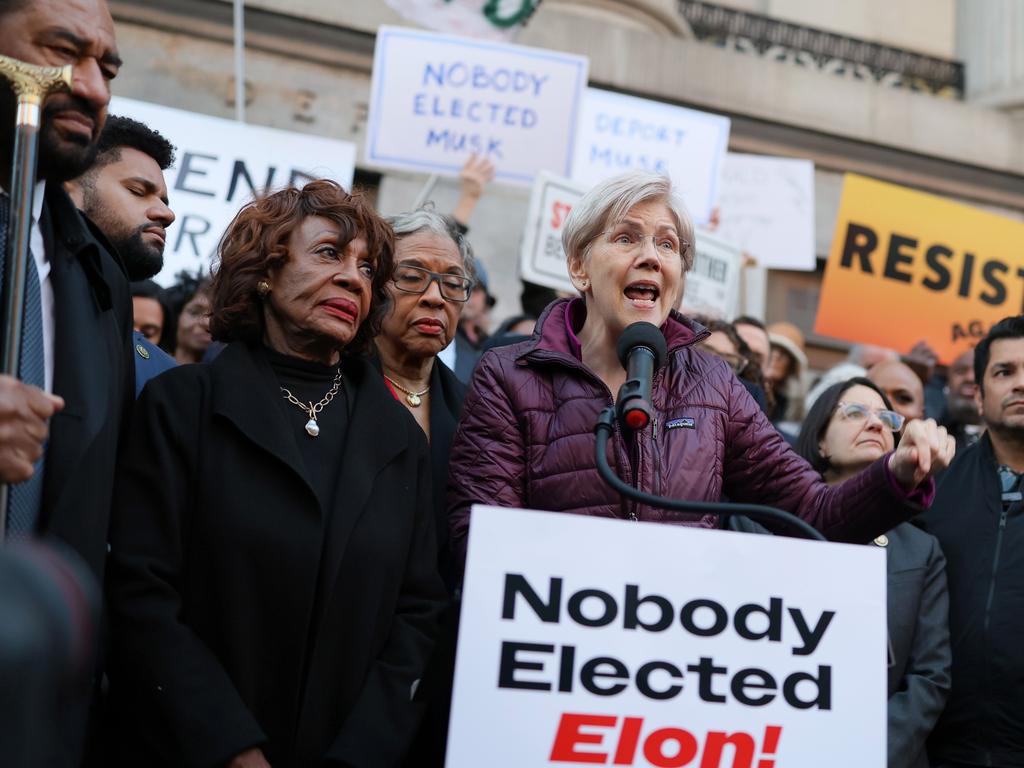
[571,88,730,224]
[110,97,356,285]
[385,0,543,41]
[447,506,886,767]
[715,153,816,271]
[366,26,588,185]
[682,228,743,319]
[519,172,587,293]
[815,174,1024,363]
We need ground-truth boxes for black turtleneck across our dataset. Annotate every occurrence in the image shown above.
[262,346,350,512]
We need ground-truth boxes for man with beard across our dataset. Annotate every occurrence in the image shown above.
[66,115,177,395]
[0,0,130,576]
[924,316,1024,768]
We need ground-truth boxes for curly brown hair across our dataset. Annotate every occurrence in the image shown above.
[209,180,395,356]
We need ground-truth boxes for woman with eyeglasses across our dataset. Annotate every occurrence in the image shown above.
[377,209,476,591]
[795,378,950,768]
[448,170,955,570]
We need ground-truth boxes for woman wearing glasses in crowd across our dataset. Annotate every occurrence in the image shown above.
[376,209,476,591]
[105,181,444,768]
[795,378,950,768]
[448,170,956,568]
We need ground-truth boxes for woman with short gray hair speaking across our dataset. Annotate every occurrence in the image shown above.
[447,169,955,572]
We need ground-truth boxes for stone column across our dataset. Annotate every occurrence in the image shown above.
[957,0,1024,110]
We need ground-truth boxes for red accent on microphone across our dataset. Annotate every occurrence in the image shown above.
[625,409,649,430]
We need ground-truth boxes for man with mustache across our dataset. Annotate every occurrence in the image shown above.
[66,115,177,396]
[924,316,1024,768]
[0,0,131,571]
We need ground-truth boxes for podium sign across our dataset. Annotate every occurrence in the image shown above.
[447,506,886,767]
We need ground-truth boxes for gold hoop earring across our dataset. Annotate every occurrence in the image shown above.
[257,280,271,298]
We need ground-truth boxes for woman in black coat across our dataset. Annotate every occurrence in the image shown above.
[105,181,445,768]
[375,208,475,591]
[795,377,951,768]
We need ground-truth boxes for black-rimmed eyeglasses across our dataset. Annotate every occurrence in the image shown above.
[392,265,474,303]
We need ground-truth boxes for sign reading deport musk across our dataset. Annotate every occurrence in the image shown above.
[365,26,588,185]
[446,506,886,767]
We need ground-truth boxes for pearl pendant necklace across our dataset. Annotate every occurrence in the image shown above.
[384,374,430,408]
[280,367,343,438]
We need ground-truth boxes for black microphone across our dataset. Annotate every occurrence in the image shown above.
[615,321,668,431]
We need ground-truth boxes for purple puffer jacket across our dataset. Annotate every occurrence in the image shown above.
[447,299,931,564]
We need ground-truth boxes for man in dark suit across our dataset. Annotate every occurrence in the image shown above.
[66,115,177,395]
[0,0,132,580]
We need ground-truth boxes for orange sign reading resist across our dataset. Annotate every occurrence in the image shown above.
[815,174,1024,363]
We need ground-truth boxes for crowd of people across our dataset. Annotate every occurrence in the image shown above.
[0,1,1022,768]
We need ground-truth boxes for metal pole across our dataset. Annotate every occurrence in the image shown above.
[234,0,246,122]
[412,173,440,210]
[0,55,71,539]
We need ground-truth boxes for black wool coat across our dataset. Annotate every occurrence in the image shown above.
[105,341,446,768]
[40,184,135,582]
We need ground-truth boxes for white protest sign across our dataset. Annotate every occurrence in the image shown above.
[365,26,588,185]
[682,228,743,319]
[448,506,886,768]
[518,172,586,292]
[385,0,543,41]
[715,154,816,271]
[571,88,730,224]
[110,97,357,285]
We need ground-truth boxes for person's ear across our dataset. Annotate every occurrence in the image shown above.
[567,252,590,294]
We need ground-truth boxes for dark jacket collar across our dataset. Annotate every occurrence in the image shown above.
[209,342,410,502]
[44,183,119,310]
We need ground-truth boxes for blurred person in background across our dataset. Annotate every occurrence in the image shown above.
[130,279,167,345]
[924,317,1024,768]
[869,359,925,431]
[161,272,212,363]
[105,181,444,768]
[940,347,983,450]
[692,315,770,415]
[480,313,537,353]
[766,321,808,433]
[449,170,954,569]
[795,378,950,768]
[733,315,771,368]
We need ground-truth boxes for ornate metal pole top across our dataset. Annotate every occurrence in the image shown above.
[0,54,72,106]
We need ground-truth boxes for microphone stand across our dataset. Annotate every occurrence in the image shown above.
[593,407,826,542]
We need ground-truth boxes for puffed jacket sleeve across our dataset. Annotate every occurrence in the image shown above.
[447,350,527,571]
[721,371,932,542]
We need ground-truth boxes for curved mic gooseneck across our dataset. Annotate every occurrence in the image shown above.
[593,408,826,542]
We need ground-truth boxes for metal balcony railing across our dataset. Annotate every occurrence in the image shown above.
[678,0,965,98]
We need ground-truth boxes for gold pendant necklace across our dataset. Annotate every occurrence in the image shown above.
[384,374,430,408]
[280,368,343,437]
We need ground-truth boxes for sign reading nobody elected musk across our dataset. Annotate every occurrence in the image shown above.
[571,89,730,224]
[110,97,357,285]
[366,26,588,184]
[448,506,886,768]
[815,174,1024,363]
